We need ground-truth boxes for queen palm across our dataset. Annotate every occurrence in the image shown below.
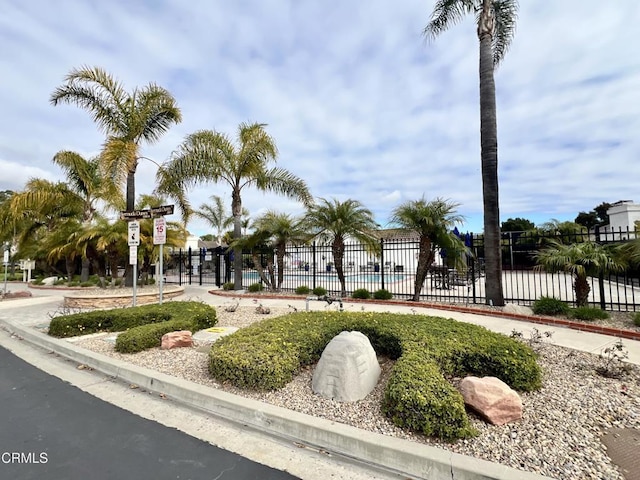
[50,66,182,213]
[157,122,312,289]
[425,0,518,306]
[252,211,307,290]
[534,240,625,307]
[194,195,239,245]
[303,198,380,297]
[390,197,466,301]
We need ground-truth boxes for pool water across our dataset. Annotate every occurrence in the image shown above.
[242,271,405,284]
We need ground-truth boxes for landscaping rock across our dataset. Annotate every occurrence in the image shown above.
[161,330,193,350]
[42,276,58,286]
[312,331,380,402]
[503,303,534,316]
[458,376,523,425]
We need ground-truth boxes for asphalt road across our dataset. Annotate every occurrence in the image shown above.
[0,345,300,480]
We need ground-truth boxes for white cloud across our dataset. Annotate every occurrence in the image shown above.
[1,0,639,237]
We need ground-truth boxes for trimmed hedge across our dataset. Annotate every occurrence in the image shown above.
[48,302,217,350]
[209,311,541,440]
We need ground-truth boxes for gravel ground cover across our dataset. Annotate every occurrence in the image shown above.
[71,304,640,480]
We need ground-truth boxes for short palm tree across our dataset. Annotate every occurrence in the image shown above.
[390,197,466,301]
[156,122,313,290]
[252,211,307,290]
[50,66,182,213]
[534,240,625,307]
[425,0,519,306]
[303,198,380,297]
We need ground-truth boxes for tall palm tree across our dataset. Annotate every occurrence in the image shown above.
[425,0,519,306]
[390,197,466,301]
[50,66,182,213]
[534,240,625,307]
[193,195,235,244]
[303,198,380,297]
[156,122,313,289]
[252,211,307,290]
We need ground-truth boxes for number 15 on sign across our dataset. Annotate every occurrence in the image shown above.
[154,217,166,245]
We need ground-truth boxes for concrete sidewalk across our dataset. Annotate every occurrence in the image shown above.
[2,283,639,480]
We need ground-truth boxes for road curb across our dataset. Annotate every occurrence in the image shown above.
[0,317,555,480]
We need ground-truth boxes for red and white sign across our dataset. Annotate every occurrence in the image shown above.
[153,217,166,245]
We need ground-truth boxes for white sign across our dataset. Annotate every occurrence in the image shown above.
[128,221,140,246]
[129,246,138,265]
[3,249,8,264]
[153,217,166,245]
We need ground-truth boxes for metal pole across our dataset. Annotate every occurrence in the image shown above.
[133,263,137,307]
[159,244,164,305]
[3,263,7,296]
[3,244,8,295]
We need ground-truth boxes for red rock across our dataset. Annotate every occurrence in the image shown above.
[161,330,193,350]
[458,376,523,425]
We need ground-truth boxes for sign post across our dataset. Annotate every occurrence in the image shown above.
[153,217,167,304]
[128,221,140,306]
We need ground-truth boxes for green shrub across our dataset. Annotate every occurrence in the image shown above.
[69,281,80,287]
[48,301,217,338]
[373,289,393,300]
[115,318,195,353]
[633,312,640,327]
[352,288,370,299]
[80,281,93,287]
[248,282,264,292]
[569,307,610,321]
[208,311,541,440]
[222,282,234,291]
[295,285,311,295]
[532,296,569,316]
[31,278,44,285]
[312,286,327,296]
[53,278,66,286]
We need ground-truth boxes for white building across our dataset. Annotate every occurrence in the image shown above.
[599,200,640,240]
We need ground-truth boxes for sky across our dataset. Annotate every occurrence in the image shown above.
[1,0,639,237]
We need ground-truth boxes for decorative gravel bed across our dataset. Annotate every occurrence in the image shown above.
[73,306,640,480]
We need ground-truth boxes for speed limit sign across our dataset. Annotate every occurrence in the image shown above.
[153,217,166,245]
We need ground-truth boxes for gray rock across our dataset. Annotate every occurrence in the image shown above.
[42,276,58,286]
[503,303,534,316]
[312,331,380,402]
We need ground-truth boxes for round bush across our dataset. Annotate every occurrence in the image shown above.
[569,307,610,321]
[532,296,569,316]
[373,289,393,300]
[222,282,234,290]
[634,312,640,327]
[312,286,327,296]
[248,282,264,292]
[352,288,370,299]
[295,285,311,295]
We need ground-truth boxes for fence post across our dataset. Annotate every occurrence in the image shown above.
[187,247,192,286]
[214,249,221,287]
[598,271,606,310]
[380,238,385,291]
[178,249,183,286]
[312,241,317,290]
[199,248,204,286]
[471,233,477,303]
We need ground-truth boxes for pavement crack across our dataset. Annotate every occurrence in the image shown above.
[211,462,236,480]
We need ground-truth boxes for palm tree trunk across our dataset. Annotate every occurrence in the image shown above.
[231,189,243,290]
[276,244,285,289]
[478,2,504,306]
[80,257,91,283]
[413,238,433,301]
[574,274,591,307]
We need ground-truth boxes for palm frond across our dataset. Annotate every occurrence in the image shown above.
[424,0,476,40]
[492,0,519,66]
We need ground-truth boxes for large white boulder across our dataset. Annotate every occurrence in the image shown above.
[312,331,381,402]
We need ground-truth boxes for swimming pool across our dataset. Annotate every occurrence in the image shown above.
[241,271,406,284]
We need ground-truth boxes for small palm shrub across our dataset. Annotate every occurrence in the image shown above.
[312,286,327,296]
[569,307,610,321]
[295,285,311,295]
[373,289,393,300]
[352,288,370,299]
[247,282,263,292]
[532,296,569,316]
[222,282,234,290]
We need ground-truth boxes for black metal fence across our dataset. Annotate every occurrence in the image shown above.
[164,227,640,311]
